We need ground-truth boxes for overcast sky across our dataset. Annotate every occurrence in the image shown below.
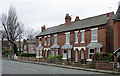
[0,0,120,32]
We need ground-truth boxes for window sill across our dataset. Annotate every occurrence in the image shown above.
[91,40,98,43]
[80,41,85,43]
[74,42,78,44]
[87,59,92,61]
[62,58,67,59]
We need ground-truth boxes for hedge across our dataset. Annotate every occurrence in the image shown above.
[20,53,36,57]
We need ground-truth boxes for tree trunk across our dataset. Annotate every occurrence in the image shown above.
[10,42,14,59]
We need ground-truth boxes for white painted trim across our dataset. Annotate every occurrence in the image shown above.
[44,36,47,38]
[65,32,70,34]
[80,30,85,32]
[44,48,50,51]
[39,37,42,38]
[48,35,50,37]
[80,41,85,43]
[54,34,57,36]
[62,58,67,59]
[74,42,78,44]
[91,28,98,30]
[74,47,86,50]
[91,40,98,43]
[87,59,92,61]
[74,31,79,33]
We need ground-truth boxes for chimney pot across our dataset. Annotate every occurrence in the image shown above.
[41,25,46,32]
[75,16,80,21]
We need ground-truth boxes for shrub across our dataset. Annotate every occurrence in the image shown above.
[47,55,62,62]
[21,53,36,57]
[98,52,114,62]
[117,55,120,63]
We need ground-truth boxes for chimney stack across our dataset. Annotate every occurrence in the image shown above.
[65,14,71,26]
[41,25,46,32]
[75,16,80,21]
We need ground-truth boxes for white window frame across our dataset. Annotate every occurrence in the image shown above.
[62,49,67,59]
[91,28,98,42]
[74,31,79,44]
[96,48,100,53]
[40,49,42,57]
[65,32,70,44]
[48,35,50,45]
[24,45,26,49]
[44,36,47,46]
[39,37,42,46]
[117,52,120,57]
[54,34,57,44]
[56,49,58,56]
[68,49,71,58]
[89,48,94,59]
[80,30,85,43]
[51,50,54,56]
[31,44,34,49]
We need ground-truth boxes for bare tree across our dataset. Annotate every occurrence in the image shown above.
[24,28,39,40]
[0,6,23,58]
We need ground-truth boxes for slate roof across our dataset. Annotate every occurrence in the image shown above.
[62,44,73,49]
[28,38,36,44]
[37,13,109,37]
[86,42,103,48]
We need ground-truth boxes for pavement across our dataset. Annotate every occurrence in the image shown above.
[3,58,120,75]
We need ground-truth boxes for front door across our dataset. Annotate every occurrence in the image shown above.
[81,49,84,59]
[75,50,78,62]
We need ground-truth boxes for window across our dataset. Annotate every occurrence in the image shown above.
[56,49,58,56]
[96,48,100,53]
[44,36,47,46]
[40,50,42,57]
[36,50,39,56]
[51,50,54,56]
[66,34,70,44]
[54,35,57,44]
[89,49,94,59]
[31,44,33,49]
[91,28,98,42]
[68,49,71,58]
[81,31,85,43]
[48,36,50,45]
[63,50,67,59]
[39,37,42,46]
[117,52,120,57]
[75,32,78,43]
[24,45,26,49]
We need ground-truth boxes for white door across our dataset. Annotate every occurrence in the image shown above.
[75,51,78,62]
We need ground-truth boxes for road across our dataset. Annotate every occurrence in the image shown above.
[2,59,112,75]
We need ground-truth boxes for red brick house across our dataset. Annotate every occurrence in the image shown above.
[23,38,36,54]
[113,4,120,65]
[28,38,36,54]
[36,12,114,62]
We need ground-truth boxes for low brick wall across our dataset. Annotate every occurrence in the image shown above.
[95,62,113,70]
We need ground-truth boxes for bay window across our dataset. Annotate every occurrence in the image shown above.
[39,37,42,46]
[63,50,67,59]
[68,49,71,58]
[89,49,94,59]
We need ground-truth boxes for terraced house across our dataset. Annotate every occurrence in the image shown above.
[36,12,114,62]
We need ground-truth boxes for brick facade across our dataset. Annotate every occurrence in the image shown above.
[36,12,114,62]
